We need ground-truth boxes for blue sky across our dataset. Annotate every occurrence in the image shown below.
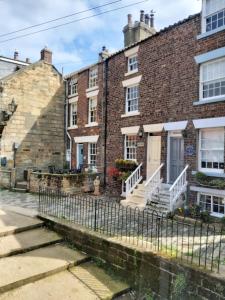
[0,0,202,74]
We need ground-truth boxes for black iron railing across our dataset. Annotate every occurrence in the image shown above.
[38,188,225,274]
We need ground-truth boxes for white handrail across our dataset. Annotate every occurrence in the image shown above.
[169,164,189,211]
[144,163,164,205]
[125,163,143,197]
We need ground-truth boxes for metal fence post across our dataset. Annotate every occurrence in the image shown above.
[94,199,98,231]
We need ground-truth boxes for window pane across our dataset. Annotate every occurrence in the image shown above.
[125,135,137,161]
[126,86,139,113]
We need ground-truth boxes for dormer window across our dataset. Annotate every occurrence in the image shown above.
[68,79,78,96]
[202,0,225,33]
[128,55,138,72]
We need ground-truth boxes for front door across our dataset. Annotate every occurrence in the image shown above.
[147,135,161,179]
[169,135,184,183]
[77,144,84,169]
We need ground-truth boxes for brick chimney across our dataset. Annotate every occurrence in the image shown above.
[40,47,52,64]
[14,50,19,60]
[123,10,156,47]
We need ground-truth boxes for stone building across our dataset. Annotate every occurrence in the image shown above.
[0,51,30,79]
[0,48,65,182]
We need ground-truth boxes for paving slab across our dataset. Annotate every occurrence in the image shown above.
[71,261,130,299]
[0,209,43,237]
[0,270,99,300]
[0,228,62,258]
[0,262,130,300]
[0,244,89,293]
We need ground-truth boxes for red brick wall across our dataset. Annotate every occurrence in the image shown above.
[106,14,225,195]
[67,62,105,173]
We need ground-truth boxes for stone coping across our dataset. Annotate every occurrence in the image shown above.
[0,170,12,174]
[31,172,101,178]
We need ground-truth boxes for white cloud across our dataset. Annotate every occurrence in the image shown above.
[0,0,202,74]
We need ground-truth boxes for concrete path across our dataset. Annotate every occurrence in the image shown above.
[0,209,129,299]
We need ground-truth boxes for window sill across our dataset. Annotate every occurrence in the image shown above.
[68,125,78,130]
[85,122,98,128]
[210,212,224,219]
[125,69,138,77]
[193,96,225,106]
[121,112,140,118]
[86,86,99,93]
[68,93,78,99]
[192,171,225,178]
[197,25,225,40]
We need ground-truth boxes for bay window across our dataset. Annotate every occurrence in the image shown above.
[126,85,139,113]
[200,58,225,100]
[125,135,137,161]
[199,127,224,173]
[199,193,225,217]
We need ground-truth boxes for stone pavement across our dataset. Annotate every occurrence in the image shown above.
[0,189,38,211]
[0,208,130,299]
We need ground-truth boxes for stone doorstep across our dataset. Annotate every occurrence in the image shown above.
[0,227,63,258]
[0,244,90,294]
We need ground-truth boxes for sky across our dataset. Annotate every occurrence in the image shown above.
[0,0,202,75]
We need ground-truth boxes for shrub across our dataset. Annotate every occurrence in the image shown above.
[200,211,210,223]
[107,167,120,179]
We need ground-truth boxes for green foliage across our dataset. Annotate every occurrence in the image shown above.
[115,159,138,172]
[221,217,225,227]
[172,273,187,299]
[200,210,210,223]
[195,172,225,189]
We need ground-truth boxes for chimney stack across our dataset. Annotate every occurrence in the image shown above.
[150,10,155,28]
[140,10,145,22]
[40,46,52,64]
[14,50,19,60]
[25,58,30,63]
[99,46,110,61]
[127,14,132,26]
[145,14,150,26]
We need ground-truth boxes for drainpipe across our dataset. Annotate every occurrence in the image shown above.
[103,59,109,187]
[64,77,72,169]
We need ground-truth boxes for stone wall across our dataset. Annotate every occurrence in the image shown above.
[0,60,65,181]
[29,171,102,194]
[43,217,225,300]
[0,169,12,188]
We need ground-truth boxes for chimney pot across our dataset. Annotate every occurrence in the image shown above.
[145,14,150,26]
[150,10,155,28]
[127,14,132,26]
[140,10,145,22]
[14,50,19,60]
[40,46,52,64]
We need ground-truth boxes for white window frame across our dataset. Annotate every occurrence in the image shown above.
[68,79,78,96]
[200,58,225,101]
[70,102,77,127]
[125,85,139,114]
[124,135,137,161]
[88,143,97,169]
[202,0,225,33]
[88,97,97,124]
[198,192,225,217]
[198,127,224,174]
[128,55,138,73]
[89,67,98,88]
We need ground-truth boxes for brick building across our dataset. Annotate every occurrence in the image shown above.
[65,47,109,174]
[67,0,225,217]
[0,48,65,182]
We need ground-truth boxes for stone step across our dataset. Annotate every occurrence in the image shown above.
[16,182,28,190]
[0,228,63,258]
[0,244,90,294]
[0,261,130,300]
[0,210,44,237]
[12,188,27,193]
